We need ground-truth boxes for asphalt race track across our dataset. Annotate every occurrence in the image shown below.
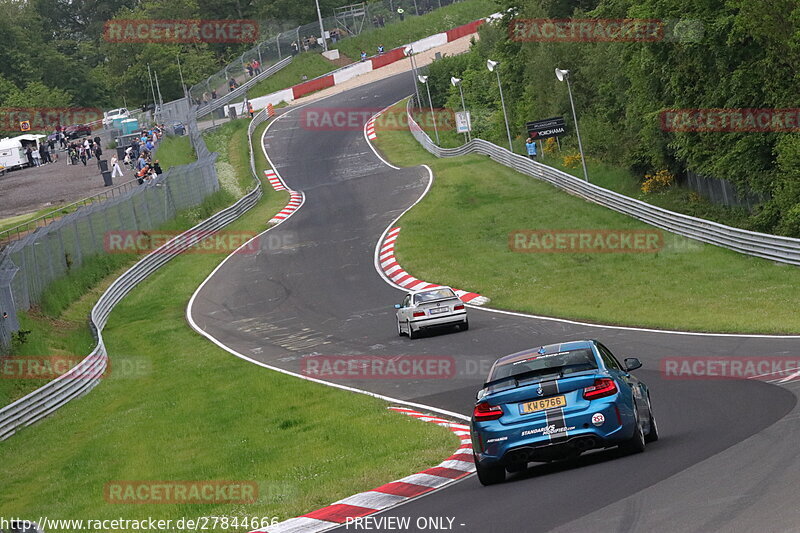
[189,73,800,532]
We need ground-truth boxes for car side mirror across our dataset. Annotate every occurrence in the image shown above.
[624,358,642,372]
[394,304,402,309]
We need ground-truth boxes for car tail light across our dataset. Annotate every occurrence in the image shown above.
[412,311,425,317]
[454,304,465,310]
[473,402,503,421]
[583,378,618,400]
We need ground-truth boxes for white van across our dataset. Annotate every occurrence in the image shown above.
[0,135,43,170]
[103,107,131,127]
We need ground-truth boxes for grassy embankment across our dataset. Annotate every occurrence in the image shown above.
[375,100,800,334]
[0,117,457,529]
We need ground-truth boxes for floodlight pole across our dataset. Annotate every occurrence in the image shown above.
[556,68,589,182]
[315,0,328,52]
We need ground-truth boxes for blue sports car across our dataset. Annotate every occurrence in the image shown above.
[471,340,658,485]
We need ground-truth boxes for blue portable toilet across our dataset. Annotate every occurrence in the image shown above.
[121,118,139,135]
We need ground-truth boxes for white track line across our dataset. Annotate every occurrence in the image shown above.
[187,95,469,424]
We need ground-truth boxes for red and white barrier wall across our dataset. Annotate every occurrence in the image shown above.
[246,18,488,113]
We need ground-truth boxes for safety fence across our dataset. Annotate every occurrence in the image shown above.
[405,100,800,266]
[0,109,268,440]
[196,57,293,119]
[0,102,213,349]
[188,0,464,106]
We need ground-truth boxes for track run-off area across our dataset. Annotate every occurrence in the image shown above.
[188,73,800,533]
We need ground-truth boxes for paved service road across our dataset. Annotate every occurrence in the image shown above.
[190,73,800,532]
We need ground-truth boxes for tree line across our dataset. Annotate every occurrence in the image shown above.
[0,0,350,112]
[423,0,800,237]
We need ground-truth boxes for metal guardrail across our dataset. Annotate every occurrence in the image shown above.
[405,100,800,266]
[0,111,269,441]
[196,57,293,119]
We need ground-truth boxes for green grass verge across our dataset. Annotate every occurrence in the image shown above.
[334,0,494,60]
[156,135,196,169]
[414,107,755,231]
[378,101,800,334]
[0,119,457,528]
[247,54,339,100]
[247,0,494,102]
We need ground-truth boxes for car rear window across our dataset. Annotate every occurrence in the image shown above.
[414,288,456,304]
[489,348,598,381]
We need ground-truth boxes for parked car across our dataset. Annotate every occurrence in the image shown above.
[64,124,92,139]
[471,339,657,485]
[103,107,130,127]
[395,286,468,339]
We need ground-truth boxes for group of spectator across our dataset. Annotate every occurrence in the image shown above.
[122,128,163,184]
[245,60,262,77]
[67,137,103,167]
[25,142,55,167]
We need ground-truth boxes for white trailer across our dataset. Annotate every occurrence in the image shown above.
[0,134,44,171]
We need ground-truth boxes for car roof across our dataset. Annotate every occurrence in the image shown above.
[408,286,455,296]
[493,340,597,367]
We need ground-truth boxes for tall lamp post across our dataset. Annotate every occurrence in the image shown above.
[404,46,422,108]
[451,76,470,142]
[487,59,513,153]
[418,75,440,145]
[314,0,328,52]
[555,68,588,182]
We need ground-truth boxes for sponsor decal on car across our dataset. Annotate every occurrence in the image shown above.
[486,437,508,443]
[591,413,605,426]
[521,424,576,437]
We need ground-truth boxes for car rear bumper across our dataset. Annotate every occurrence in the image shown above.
[472,402,635,465]
[410,311,467,330]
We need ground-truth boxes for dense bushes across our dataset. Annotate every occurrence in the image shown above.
[422,0,800,236]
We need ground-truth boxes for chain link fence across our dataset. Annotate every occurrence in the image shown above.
[188,0,463,106]
[0,99,219,351]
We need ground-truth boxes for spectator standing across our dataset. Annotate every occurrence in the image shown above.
[152,160,163,176]
[248,102,254,118]
[211,88,218,99]
[145,138,154,152]
[525,137,537,160]
[32,146,41,166]
[111,154,124,178]
[94,142,103,167]
[246,62,253,77]
[79,145,87,166]
[291,41,299,55]
[360,51,367,62]
[228,78,237,92]
[378,44,385,55]
[40,143,50,164]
